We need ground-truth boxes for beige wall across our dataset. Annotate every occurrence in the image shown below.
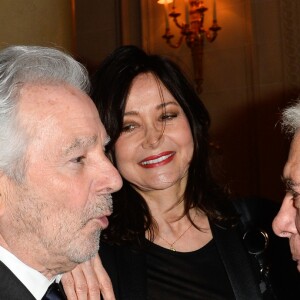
[0,0,74,52]
[74,0,141,72]
[75,0,122,72]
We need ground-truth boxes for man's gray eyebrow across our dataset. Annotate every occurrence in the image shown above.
[282,177,300,190]
[63,136,98,156]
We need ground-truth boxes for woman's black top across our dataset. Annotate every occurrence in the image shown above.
[145,239,235,300]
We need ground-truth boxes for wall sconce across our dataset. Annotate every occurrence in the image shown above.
[158,0,221,93]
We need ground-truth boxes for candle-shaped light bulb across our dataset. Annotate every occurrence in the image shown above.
[213,0,217,21]
[164,0,169,29]
[184,0,189,24]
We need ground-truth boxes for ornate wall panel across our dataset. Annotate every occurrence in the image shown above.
[280,0,300,98]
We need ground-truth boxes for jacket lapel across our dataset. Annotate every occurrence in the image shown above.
[211,222,263,300]
[0,261,36,300]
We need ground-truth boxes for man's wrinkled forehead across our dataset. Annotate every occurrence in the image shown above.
[287,132,300,163]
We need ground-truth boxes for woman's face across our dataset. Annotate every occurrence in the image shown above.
[114,73,194,193]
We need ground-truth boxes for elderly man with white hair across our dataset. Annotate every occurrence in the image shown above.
[0,45,122,299]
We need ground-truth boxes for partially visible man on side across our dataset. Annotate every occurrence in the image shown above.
[273,101,300,272]
[0,45,122,299]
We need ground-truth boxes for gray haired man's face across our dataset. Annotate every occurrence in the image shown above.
[273,130,300,272]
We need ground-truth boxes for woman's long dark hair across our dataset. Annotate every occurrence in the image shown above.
[91,45,234,245]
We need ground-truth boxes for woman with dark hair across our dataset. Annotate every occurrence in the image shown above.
[91,45,269,300]
[62,45,281,299]
[92,46,234,243]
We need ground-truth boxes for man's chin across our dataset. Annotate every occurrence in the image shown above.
[68,232,101,264]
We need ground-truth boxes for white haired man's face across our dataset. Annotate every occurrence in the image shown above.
[273,131,300,272]
[0,83,122,278]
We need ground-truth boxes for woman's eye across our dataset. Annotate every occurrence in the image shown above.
[160,113,178,121]
[122,124,136,132]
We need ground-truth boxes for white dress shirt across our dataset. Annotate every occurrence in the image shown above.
[0,246,62,300]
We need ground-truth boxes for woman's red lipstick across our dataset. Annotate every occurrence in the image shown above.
[138,151,175,168]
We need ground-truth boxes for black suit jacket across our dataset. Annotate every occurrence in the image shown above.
[0,261,36,300]
[100,223,264,300]
[0,261,67,300]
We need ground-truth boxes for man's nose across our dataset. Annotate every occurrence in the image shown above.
[272,195,297,238]
[95,157,123,194]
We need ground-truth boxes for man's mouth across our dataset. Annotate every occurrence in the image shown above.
[97,215,110,229]
[89,194,113,229]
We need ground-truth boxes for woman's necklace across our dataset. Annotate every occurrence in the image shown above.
[157,212,197,252]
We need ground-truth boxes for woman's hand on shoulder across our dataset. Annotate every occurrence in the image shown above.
[61,254,115,300]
